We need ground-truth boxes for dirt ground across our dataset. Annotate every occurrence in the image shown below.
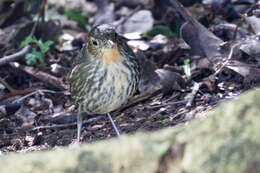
[1,0,260,153]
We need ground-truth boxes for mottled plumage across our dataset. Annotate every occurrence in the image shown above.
[69,24,140,142]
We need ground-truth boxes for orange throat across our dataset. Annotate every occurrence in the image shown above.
[102,45,121,64]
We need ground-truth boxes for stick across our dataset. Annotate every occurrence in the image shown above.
[32,116,104,131]
[0,45,31,66]
[12,89,59,103]
[186,82,202,107]
[9,62,69,90]
[0,77,15,92]
[0,19,38,66]
[0,87,41,102]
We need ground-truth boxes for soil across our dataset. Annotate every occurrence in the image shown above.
[0,0,260,154]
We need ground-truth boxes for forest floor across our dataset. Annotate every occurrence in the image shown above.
[0,0,260,153]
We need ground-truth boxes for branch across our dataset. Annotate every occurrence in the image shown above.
[0,45,31,66]
[9,62,69,90]
[186,82,202,107]
[0,20,38,66]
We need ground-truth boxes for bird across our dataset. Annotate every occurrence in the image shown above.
[69,24,140,143]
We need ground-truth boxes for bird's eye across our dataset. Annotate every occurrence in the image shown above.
[92,39,98,46]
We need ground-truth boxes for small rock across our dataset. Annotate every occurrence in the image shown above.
[118,10,154,34]
[127,40,150,51]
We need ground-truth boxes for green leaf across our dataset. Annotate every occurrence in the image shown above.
[161,118,169,124]
[65,9,88,30]
[39,40,54,53]
[143,25,174,38]
[38,55,44,64]
[25,53,37,65]
[183,59,191,80]
[44,40,54,47]
[25,48,43,66]
[184,59,190,65]
[21,36,37,47]
[22,36,53,65]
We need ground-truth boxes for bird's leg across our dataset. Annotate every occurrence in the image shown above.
[77,112,83,143]
[107,113,120,137]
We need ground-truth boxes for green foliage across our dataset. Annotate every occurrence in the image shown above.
[25,48,43,65]
[143,25,174,38]
[161,118,169,124]
[21,36,37,47]
[21,36,54,66]
[183,58,191,80]
[38,40,53,53]
[65,9,90,30]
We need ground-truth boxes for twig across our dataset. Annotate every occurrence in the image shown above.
[12,89,60,103]
[32,116,104,131]
[39,0,47,23]
[29,19,39,38]
[0,45,31,66]
[148,100,187,109]
[203,41,240,87]
[186,82,202,107]
[9,62,69,90]
[0,77,15,92]
[0,20,38,66]
[173,109,189,119]
[214,43,238,75]
[0,76,44,102]
[0,87,41,102]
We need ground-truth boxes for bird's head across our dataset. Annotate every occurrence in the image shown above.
[84,24,123,64]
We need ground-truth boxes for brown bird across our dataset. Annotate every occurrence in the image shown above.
[69,24,140,143]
